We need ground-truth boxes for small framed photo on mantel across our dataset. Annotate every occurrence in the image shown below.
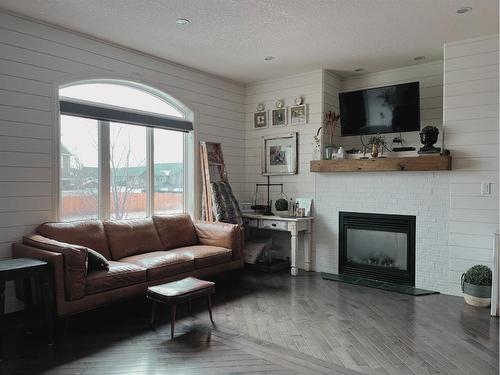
[254,110,268,129]
[290,104,307,125]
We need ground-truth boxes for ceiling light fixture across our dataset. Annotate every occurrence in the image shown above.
[264,56,275,61]
[414,56,426,61]
[175,18,190,25]
[456,6,472,14]
[354,68,364,72]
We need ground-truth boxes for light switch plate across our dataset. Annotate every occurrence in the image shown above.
[481,182,491,195]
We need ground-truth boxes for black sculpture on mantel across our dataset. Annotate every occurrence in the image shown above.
[418,126,441,154]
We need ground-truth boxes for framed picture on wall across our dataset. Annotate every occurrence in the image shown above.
[254,111,268,129]
[290,104,307,125]
[271,108,287,127]
[262,132,298,175]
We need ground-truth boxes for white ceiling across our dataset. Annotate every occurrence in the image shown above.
[0,0,498,83]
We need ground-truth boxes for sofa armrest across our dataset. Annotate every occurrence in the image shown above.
[19,235,88,301]
[12,242,66,310]
[194,221,244,261]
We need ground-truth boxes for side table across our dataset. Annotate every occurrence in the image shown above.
[0,258,55,360]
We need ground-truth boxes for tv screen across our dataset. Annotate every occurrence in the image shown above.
[339,82,420,136]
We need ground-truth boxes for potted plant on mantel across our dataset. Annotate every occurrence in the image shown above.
[461,265,492,307]
[367,135,387,158]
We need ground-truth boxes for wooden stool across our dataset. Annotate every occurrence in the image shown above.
[146,277,215,339]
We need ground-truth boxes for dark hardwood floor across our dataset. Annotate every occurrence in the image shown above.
[0,271,498,375]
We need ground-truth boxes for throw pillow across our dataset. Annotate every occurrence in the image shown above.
[87,248,110,271]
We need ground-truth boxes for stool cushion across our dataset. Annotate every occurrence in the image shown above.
[120,251,194,281]
[86,261,146,295]
[147,277,214,301]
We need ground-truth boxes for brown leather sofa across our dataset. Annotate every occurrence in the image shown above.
[12,214,243,317]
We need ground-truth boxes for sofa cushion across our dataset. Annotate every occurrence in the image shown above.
[103,218,164,260]
[153,214,198,250]
[120,251,194,281]
[170,245,232,269]
[86,261,147,295]
[36,220,111,259]
[23,234,88,301]
[194,221,243,260]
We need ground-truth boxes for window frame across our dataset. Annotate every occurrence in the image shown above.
[56,79,194,222]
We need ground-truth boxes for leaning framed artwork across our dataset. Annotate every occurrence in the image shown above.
[262,132,298,175]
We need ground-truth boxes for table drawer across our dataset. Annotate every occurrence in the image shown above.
[243,218,259,227]
[260,219,288,231]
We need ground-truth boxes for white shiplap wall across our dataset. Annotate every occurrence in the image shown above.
[315,62,451,292]
[444,35,499,295]
[243,70,324,265]
[0,10,246,259]
[0,11,245,311]
[243,49,499,295]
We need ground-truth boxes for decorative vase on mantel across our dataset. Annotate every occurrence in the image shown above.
[370,144,379,158]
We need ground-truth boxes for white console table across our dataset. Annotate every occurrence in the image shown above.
[242,213,313,276]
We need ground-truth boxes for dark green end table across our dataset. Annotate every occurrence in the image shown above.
[0,258,55,360]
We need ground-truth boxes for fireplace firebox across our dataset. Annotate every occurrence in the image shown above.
[339,212,416,286]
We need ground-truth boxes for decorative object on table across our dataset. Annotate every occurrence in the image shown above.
[288,198,295,216]
[274,186,289,214]
[271,108,287,127]
[253,176,285,215]
[337,146,346,160]
[251,186,267,214]
[322,111,340,159]
[290,104,307,125]
[254,110,268,129]
[296,197,312,216]
[262,132,297,175]
[239,201,253,213]
[418,126,441,154]
[461,265,492,307]
[313,127,322,160]
[367,135,386,158]
[296,208,306,217]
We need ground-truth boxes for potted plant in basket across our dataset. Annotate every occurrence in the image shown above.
[461,265,492,307]
[367,135,386,158]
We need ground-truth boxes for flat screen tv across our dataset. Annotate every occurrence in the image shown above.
[339,81,420,136]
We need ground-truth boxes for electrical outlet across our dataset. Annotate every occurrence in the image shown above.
[481,182,491,196]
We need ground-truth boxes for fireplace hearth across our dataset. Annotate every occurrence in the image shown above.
[339,212,416,286]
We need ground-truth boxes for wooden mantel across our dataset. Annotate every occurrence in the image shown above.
[310,155,451,172]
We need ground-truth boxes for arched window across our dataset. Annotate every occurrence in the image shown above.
[58,80,193,221]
